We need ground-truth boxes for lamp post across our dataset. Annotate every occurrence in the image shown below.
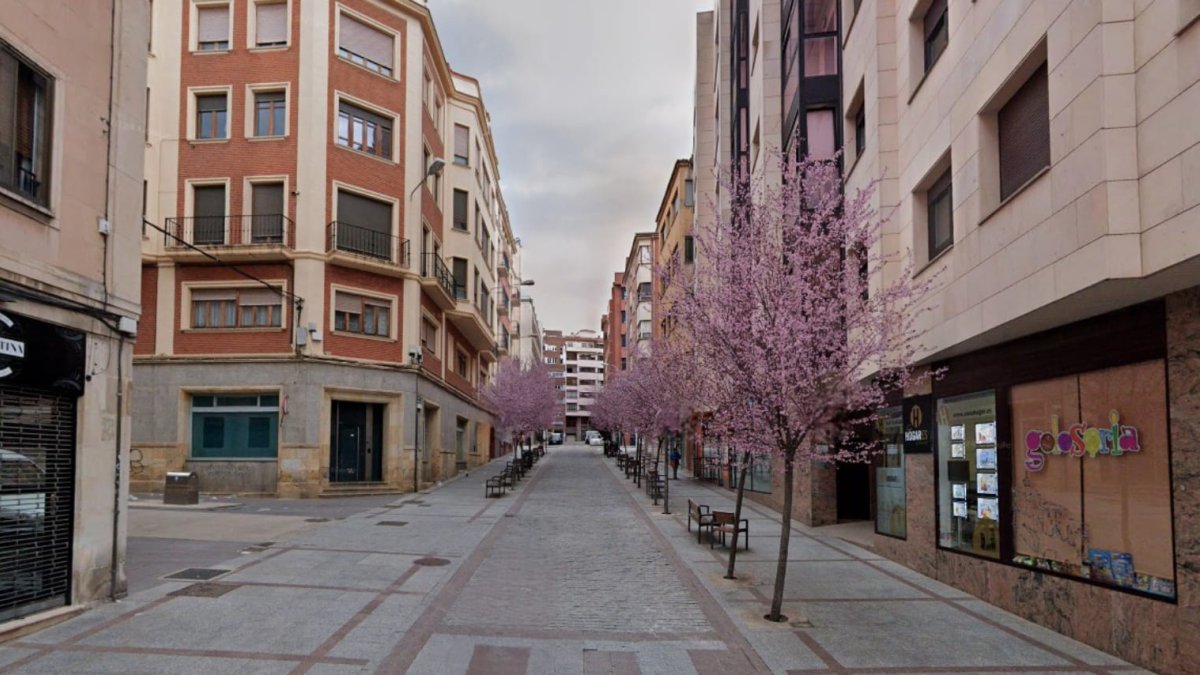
[408,349,423,493]
[407,157,446,200]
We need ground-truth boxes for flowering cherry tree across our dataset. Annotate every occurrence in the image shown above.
[482,359,558,457]
[665,155,934,622]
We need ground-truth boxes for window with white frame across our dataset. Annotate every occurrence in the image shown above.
[253,1,288,47]
[253,90,286,137]
[191,287,283,328]
[196,3,231,51]
[338,13,393,77]
[333,291,391,337]
[195,92,228,139]
[337,100,393,160]
[421,315,439,355]
[453,124,470,165]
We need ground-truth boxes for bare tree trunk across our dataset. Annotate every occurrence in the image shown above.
[725,448,751,579]
[652,437,664,505]
[767,451,794,622]
[662,436,672,514]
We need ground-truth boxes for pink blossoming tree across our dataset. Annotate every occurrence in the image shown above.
[664,155,934,622]
[482,359,559,458]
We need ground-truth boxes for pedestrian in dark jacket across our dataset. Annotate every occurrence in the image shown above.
[669,449,682,479]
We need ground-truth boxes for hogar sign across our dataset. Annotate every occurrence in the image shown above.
[1024,410,1141,472]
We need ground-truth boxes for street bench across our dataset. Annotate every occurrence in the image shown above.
[646,471,665,500]
[485,475,506,498]
[709,511,749,550]
[687,499,713,543]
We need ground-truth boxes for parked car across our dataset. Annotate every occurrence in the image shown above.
[0,449,46,536]
[584,430,604,446]
[549,432,563,445]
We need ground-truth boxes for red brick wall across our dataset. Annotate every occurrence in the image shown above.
[177,3,299,223]
[322,265,405,363]
[325,0,407,227]
[135,266,159,355]
[174,264,294,355]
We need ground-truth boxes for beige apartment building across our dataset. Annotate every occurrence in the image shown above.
[0,0,147,627]
[135,0,519,498]
[839,0,1200,670]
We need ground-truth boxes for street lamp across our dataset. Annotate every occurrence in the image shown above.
[407,347,423,494]
[407,157,446,200]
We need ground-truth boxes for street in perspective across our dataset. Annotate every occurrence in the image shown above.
[1,0,1199,673]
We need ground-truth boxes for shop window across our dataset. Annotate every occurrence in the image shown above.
[0,43,54,206]
[936,390,1000,558]
[1011,361,1174,599]
[337,13,393,76]
[190,393,279,459]
[874,406,906,538]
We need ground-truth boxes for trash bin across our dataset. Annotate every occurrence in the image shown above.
[164,471,199,505]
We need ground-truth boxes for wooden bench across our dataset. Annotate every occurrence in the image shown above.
[709,510,749,550]
[485,475,506,498]
[687,499,713,544]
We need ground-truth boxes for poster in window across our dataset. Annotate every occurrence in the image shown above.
[977,497,999,521]
[951,442,965,458]
[975,421,997,445]
[950,424,965,441]
[976,447,997,470]
[977,472,998,495]
[952,501,968,518]
[952,483,967,500]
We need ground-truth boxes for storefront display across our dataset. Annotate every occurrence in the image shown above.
[1010,360,1175,599]
[936,390,999,558]
[874,407,905,538]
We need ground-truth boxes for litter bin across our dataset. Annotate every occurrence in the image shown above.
[164,471,199,505]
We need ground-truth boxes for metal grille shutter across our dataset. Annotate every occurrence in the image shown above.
[0,384,76,623]
[998,64,1050,201]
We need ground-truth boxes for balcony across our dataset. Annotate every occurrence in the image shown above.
[327,221,410,270]
[419,254,456,310]
[163,215,294,259]
[447,292,494,353]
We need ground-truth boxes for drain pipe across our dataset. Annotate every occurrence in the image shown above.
[110,336,126,600]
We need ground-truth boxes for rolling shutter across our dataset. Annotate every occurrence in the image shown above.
[197,6,230,44]
[998,64,1050,201]
[339,15,393,69]
[255,3,287,46]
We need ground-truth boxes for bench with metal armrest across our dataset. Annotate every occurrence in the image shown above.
[687,499,714,544]
[709,510,749,550]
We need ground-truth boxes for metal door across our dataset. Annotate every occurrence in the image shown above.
[0,384,75,623]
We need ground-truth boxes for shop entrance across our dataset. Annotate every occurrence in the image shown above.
[329,401,384,483]
[836,461,872,522]
[0,384,76,623]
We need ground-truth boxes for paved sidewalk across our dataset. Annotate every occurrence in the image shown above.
[0,446,1148,674]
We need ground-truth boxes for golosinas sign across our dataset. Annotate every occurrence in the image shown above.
[0,311,27,380]
[1023,410,1141,472]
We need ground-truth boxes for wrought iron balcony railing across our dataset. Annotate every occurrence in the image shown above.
[164,214,294,249]
[327,221,409,266]
[420,253,455,299]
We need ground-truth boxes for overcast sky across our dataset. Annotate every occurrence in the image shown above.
[433,0,710,334]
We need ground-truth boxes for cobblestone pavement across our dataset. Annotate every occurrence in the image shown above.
[0,445,1149,674]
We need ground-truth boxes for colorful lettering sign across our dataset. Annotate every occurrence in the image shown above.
[1023,410,1141,472]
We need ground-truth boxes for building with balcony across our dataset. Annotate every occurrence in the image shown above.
[543,329,604,441]
[135,0,519,498]
[837,1,1200,668]
[620,233,656,366]
[600,272,624,373]
[0,0,147,624]
[653,159,695,342]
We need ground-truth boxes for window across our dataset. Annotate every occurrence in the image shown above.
[453,124,470,165]
[0,43,53,205]
[998,64,1049,201]
[923,0,948,73]
[249,182,284,243]
[451,257,468,299]
[190,393,279,459]
[620,310,626,323]
[1010,361,1174,599]
[338,13,393,76]
[334,291,391,337]
[191,287,282,328]
[805,109,836,160]
[854,105,866,158]
[335,190,392,259]
[196,4,231,51]
[684,179,695,207]
[875,407,906,537]
[253,91,285,137]
[452,190,469,230]
[421,316,439,354]
[637,283,651,302]
[803,0,838,77]
[936,390,999,558]
[620,334,626,347]
[638,245,650,264]
[927,168,953,259]
[456,349,469,377]
[637,320,651,339]
[192,184,226,244]
[337,100,392,160]
[684,235,695,264]
[254,2,287,47]
[196,93,228,139]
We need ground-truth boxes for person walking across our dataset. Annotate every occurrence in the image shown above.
[669,448,682,479]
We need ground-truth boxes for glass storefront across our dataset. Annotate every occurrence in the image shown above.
[874,406,905,538]
[936,390,1000,558]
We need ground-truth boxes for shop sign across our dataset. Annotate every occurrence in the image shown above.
[0,310,86,396]
[902,395,932,453]
[1023,411,1142,472]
